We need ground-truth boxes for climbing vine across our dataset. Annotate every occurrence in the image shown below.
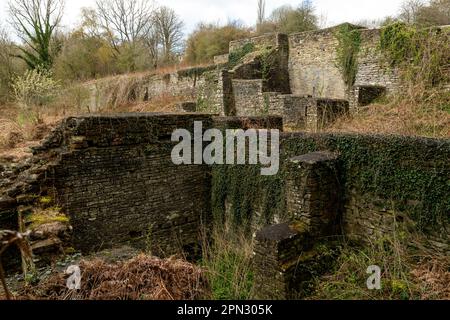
[212,134,450,234]
[379,22,449,86]
[259,46,276,82]
[335,24,362,88]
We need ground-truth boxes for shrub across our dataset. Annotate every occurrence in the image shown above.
[11,68,61,109]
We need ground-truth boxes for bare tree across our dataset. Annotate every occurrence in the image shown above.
[0,27,17,101]
[8,0,65,69]
[142,22,161,69]
[95,0,154,54]
[257,0,266,28]
[153,6,184,63]
[399,0,425,24]
[416,0,450,26]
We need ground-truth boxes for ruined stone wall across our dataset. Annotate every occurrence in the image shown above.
[212,132,450,251]
[82,66,221,113]
[232,79,267,116]
[6,114,215,255]
[355,29,401,93]
[288,28,346,99]
[1,114,283,271]
[350,29,402,110]
[287,26,401,109]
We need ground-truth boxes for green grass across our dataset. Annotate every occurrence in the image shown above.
[201,222,254,300]
[309,233,449,300]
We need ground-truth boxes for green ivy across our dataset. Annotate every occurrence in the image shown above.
[212,133,450,234]
[335,24,362,88]
[379,22,417,67]
[259,47,276,82]
[379,22,449,86]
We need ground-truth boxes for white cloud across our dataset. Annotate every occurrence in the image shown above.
[0,0,407,36]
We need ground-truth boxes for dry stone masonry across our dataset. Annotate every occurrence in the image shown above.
[79,23,412,129]
[1,23,449,297]
[1,114,449,297]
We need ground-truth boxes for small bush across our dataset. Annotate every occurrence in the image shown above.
[12,68,60,109]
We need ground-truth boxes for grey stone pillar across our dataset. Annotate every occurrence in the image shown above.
[285,151,340,237]
[253,223,308,300]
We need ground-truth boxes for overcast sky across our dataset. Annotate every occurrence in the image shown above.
[0,0,409,37]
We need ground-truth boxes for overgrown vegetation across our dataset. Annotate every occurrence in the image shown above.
[379,22,449,87]
[310,234,449,300]
[201,218,254,300]
[259,46,277,82]
[185,22,253,65]
[228,43,255,70]
[335,24,362,88]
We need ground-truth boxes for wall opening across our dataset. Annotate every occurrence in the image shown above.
[357,86,386,106]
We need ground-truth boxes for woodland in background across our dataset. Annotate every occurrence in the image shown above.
[0,0,449,104]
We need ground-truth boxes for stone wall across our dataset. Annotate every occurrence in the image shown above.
[232,79,267,116]
[229,33,281,53]
[355,29,402,93]
[81,65,221,113]
[212,132,450,249]
[288,28,346,100]
[287,25,401,110]
[212,131,449,298]
[1,114,284,263]
[1,114,216,256]
[349,29,402,111]
[49,115,213,254]
[223,25,407,123]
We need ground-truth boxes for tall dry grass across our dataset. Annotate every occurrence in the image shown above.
[328,88,450,138]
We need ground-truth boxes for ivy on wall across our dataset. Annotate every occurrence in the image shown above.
[212,133,450,234]
[335,24,362,89]
[379,22,450,86]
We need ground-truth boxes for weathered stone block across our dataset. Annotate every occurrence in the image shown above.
[285,151,340,237]
[253,223,309,300]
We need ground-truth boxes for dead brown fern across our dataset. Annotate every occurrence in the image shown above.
[20,254,210,300]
